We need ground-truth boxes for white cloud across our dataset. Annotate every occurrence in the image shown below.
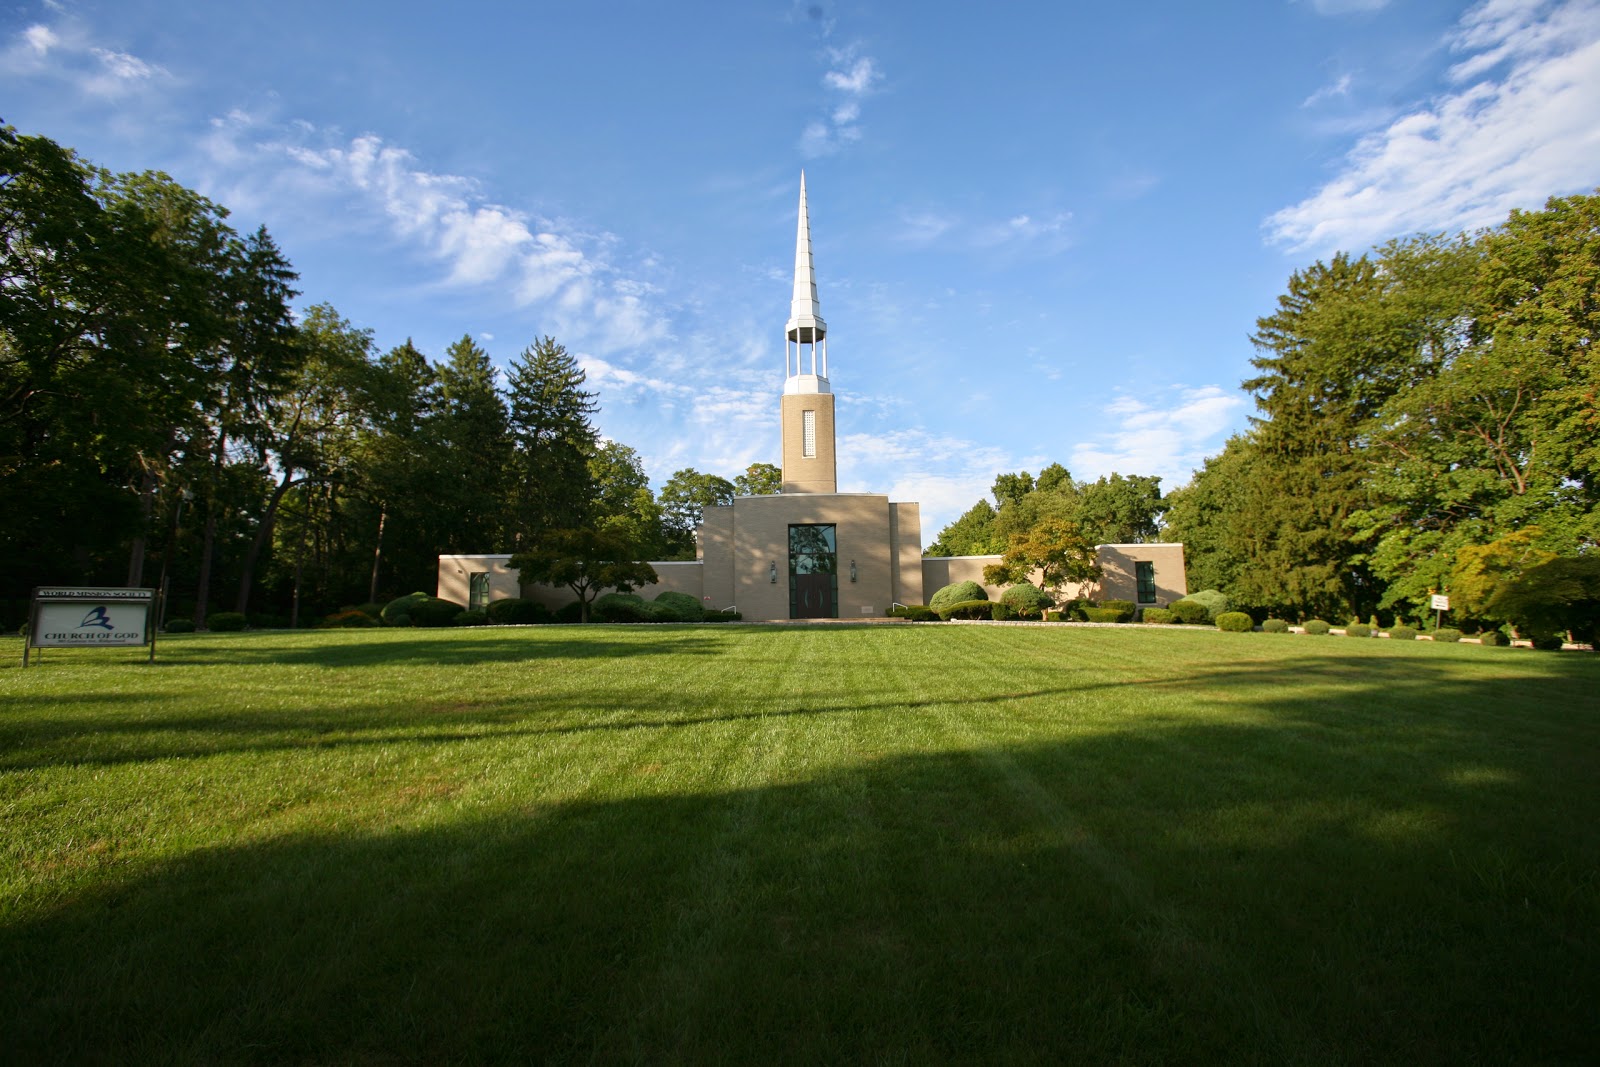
[837,427,1040,533]
[898,207,1074,251]
[1069,385,1246,490]
[4,18,171,98]
[1302,72,1355,107]
[1269,0,1600,253]
[23,24,57,54]
[203,118,664,354]
[800,43,882,157]
[823,54,880,94]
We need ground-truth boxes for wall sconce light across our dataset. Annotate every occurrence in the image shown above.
[769,561,778,583]
[849,559,857,583]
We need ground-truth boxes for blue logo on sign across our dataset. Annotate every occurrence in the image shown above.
[78,606,115,631]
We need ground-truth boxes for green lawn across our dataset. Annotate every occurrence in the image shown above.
[2,624,1596,1064]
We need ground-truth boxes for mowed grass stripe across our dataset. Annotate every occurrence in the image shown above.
[1,625,1596,1062]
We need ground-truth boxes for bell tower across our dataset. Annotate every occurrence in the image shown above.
[780,172,838,494]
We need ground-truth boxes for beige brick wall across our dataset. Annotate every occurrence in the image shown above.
[920,543,1188,607]
[779,392,837,494]
[436,555,520,606]
[889,502,924,607]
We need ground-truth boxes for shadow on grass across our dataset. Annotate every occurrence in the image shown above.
[3,647,1598,1063]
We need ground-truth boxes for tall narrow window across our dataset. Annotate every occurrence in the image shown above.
[802,410,816,458]
[1135,561,1157,605]
[468,572,490,611]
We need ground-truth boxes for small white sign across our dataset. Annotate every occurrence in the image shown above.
[32,601,151,647]
[1430,594,1450,611]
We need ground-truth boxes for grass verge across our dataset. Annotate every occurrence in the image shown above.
[2,625,1597,1062]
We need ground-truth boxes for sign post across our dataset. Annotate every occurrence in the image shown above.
[1430,593,1450,633]
[25,587,158,667]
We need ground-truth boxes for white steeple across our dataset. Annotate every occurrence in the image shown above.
[784,171,829,394]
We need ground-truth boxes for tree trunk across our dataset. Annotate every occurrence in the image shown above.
[234,469,299,615]
[369,504,387,604]
[126,468,158,586]
[194,508,216,628]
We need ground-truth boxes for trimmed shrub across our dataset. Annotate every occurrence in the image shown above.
[320,610,378,629]
[1478,630,1506,646]
[938,599,996,621]
[1141,607,1176,624]
[452,609,488,627]
[1000,583,1053,620]
[1186,588,1230,621]
[930,581,988,614]
[1345,623,1372,638]
[207,612,247,632]
[887,605,939,622]
[389,613,412,628]
[1528,632,1564,651]
[554,601,585,624]
[1082,606,1126,623]
[1261,618,1290,634]
[164,618,195,634]
[1101,600,1136,619]
[351,603,385,620]
[1432,628,1463,643]
[405,598,464,628]
[594,593,653,623]
[991,602,1014,621]
[1169,599,1209,625]
[1055,599,1091,621]
[1388,625,1419,641]
[486,598,550,625]
[1215,611,1254,632]
[1303,619,1331,635]
[382,592,431,625]
[653,591,705,622]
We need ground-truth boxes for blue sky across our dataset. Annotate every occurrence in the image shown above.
[5,0,1600,535]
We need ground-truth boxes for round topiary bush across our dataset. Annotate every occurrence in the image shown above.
[594,593,651,622]
[382,592,431,625]
[1478,630,1506,646]
[1388,625,1419,641]
[1432,627,1463,643]
[1141,607,1176,624]
[164,618,195,634]
[653,591,705,622]
[1000,583,1052,620]
[1169,599,1209,625]
[410,598,466,628]
[990,602,1014,621]
[1345,622,1372,638]
[1304,619,1331,635]
[930,581,989,614]
[1528,632,1564,651]
[207,611,247,632]
[554,601,585,624]
[1261,618,1290,633]
[1215,611,1254,632]
[453,609,488,626]
[938,599,996,620]
[1185,589,1230,621]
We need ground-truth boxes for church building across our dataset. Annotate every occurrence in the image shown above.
[439,176,1186,619]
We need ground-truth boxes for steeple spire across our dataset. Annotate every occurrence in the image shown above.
[784,171,828,390]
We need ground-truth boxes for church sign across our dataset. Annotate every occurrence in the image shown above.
[25,587,158,666]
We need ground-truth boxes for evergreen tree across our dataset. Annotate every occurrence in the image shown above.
[437,334,513,551]
[505,335,598,546]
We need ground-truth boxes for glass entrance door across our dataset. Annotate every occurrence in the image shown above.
[789,524,837,619]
